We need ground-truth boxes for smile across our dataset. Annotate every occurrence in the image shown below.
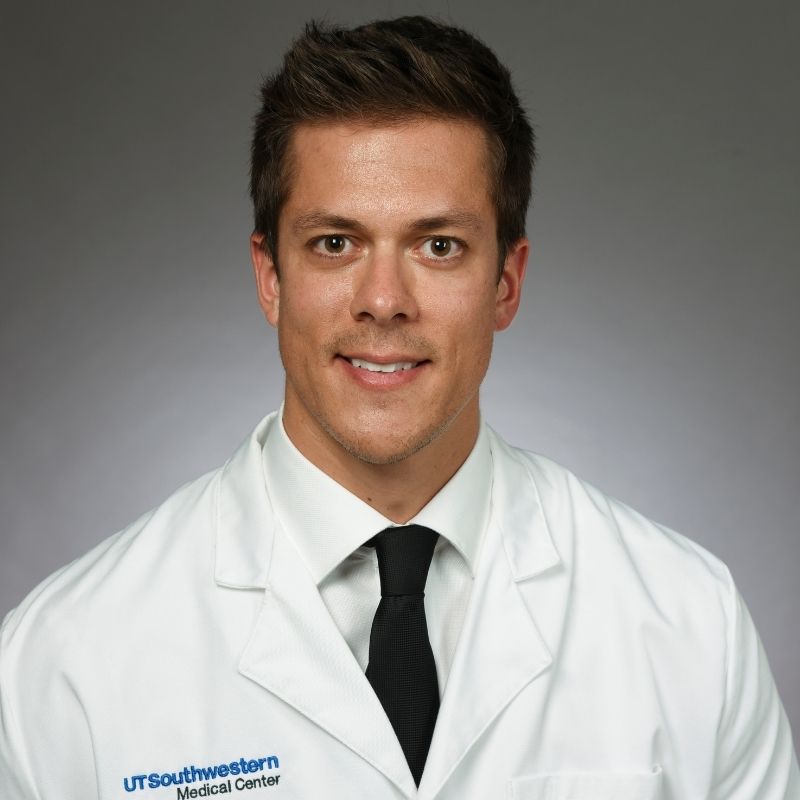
[349,358,419,373]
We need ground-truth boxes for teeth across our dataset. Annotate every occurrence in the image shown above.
[350,358,417,373]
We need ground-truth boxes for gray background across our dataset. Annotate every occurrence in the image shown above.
[1,0,798,742]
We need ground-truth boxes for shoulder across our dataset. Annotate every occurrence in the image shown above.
[0,465,221,680]
[0,411,280,667]
[490,429,736,621]
[0,440,254,797]
[0,408,282,695]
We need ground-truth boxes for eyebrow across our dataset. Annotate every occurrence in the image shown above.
[407,212,487,234]
[291,212,368,236]
[290,210,487,236]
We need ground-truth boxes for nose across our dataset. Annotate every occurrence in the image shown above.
[349,248,419,324]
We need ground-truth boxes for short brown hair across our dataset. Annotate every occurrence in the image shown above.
[250,16,534,267]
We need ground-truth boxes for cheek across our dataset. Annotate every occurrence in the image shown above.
[276,277,353,373]
[433,289,496,383]
[278,276,342,334]
[441,285,496,341]
[275,289,318,366]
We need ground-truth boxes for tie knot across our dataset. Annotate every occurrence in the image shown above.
[370,525,439,597]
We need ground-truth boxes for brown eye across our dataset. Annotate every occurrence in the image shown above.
[421,237,462,260]
[324,235,347,254]
[430,237,451,256]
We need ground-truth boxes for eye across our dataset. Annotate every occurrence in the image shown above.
[420,236,463,260]
[312,235,353,257]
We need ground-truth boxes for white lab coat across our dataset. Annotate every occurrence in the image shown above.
[1,412,797,799]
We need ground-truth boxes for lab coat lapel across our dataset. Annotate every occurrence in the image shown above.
[419,430,562,798]
[216,414,415,797]
[238,525,417,798]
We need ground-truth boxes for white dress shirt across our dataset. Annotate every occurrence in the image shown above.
[261,410,493,695]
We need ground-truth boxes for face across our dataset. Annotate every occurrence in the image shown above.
[251,119,527,468]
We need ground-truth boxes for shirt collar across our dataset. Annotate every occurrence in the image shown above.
[262,407,493,585]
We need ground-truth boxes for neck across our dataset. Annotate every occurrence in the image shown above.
[283,405,480,523]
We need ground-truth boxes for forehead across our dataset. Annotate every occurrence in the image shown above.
[282,119,496,224]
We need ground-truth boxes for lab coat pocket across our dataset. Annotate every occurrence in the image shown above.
[508,765,663,799]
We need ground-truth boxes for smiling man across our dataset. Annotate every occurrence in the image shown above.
[1,16,798,800]
[251,118,525,520]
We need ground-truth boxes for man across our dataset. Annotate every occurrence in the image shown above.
[0,15,797,800]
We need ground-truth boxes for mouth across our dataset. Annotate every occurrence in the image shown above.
[337,355,431,383]
[346,357,422,373]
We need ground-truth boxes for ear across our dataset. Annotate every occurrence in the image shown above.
[494,237,529,331]
[250,233,280,328]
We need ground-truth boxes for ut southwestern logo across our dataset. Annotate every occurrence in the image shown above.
[123,755,280,796]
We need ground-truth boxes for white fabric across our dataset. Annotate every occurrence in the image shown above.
[0,411,797,800]
[262,409,491,693]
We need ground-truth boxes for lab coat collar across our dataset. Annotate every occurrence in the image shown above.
[214,413,276,589]
[214,412,555,589]
[488,428,562,581]
[215,414,562,797]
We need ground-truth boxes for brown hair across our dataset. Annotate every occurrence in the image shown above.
[250,16,535,268]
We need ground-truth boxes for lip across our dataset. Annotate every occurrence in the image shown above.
[336,354,430,389]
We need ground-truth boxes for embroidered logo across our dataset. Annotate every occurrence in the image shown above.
[123,755,281,796]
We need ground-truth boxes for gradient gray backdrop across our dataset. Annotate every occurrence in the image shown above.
[2,0,798,743]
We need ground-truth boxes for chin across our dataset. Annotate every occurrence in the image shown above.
[322,417,448,466]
